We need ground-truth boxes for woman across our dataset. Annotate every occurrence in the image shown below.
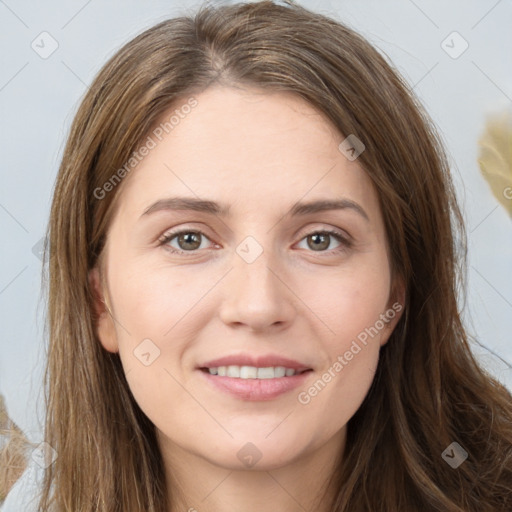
[13,0,512,510]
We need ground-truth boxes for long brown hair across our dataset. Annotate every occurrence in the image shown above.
[39,1,512,510]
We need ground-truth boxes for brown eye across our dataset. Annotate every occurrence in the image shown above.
[159,230,212,253]
[307,233,331,251]
[176,232,202,251]
[298,230,351,254]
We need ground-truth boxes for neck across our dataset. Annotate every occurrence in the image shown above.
[159,428,345,512]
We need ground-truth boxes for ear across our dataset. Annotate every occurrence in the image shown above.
[379,276,406,347]
[88,266,119,353]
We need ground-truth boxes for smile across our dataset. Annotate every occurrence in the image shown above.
[202,365,311,379]
[198,367,313,401]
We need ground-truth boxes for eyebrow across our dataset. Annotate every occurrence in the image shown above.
[141,196,369,222]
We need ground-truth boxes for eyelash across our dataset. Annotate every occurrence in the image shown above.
[157,228,352,256]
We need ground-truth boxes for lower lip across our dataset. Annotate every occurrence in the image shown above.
[197,369,313,401]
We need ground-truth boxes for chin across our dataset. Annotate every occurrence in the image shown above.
[199,433,309,471]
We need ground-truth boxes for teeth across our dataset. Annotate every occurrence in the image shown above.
[274,366,286,378]
[227,365,240,378]
[257,367,275,379]
[240,366,258,379]
[207,365,301,378]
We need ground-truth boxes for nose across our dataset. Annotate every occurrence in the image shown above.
[218,245,297,333]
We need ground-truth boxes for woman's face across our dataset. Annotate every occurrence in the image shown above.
[91,85,403,471]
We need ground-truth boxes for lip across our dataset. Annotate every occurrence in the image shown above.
[198,368,313,401]
[198,354,312,372]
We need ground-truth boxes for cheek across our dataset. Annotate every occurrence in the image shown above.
[108,257,217,341]
[296,295,384,431]
[302,258,392,346]
[297,345,379,439]
[294,261,390,415]
[106,259,231,416]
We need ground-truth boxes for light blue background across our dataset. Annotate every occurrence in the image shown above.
[1,0,511,447]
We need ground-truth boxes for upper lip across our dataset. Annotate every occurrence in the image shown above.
[198,354,313,372]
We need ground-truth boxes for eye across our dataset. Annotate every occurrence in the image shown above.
[295,229,352,254]
[158,228,352,255]
[159,229,214,254]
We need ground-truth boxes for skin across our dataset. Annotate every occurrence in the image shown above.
[90,85,404,512]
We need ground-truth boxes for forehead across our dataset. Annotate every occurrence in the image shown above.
[114,85,379,221]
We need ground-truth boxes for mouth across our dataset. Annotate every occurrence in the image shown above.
[198,353,313,375]
[199,366,313,379]
[196,355,314,401]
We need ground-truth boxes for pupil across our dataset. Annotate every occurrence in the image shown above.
[310,233,328,251]
[180,232,200,250]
